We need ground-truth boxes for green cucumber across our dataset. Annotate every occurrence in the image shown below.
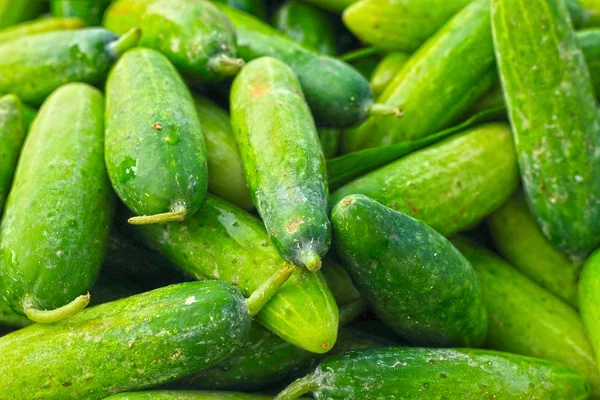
[212,0,267,19]
[487,194,581,307]
[230,57,330,270]
[0,83,113,323]
[452,236,600,396]
[331,123,519,236]
[273,1,337,55]
[318,128,341,159]
[275,347,592,399]
[105,391,271,399]
[332,194,487,347]
[492,0,600,255]
[300,0,357,13]
[580,249,600,381]
[320,259,361,306]
[581,0,600,26]
[105,48,208,225]
[0,27,140,106]
[342,0,496,152]
[0,17,85,44]
[0,0,43,29]
[193,95,253,211]
[103,0,244,81]
[51,0,112,26]
[370,52,411,95]
[134,194,339,354]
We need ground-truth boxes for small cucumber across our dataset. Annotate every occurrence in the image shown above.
[192,95,253,211]
[105,48,208,225]
[275,347,592,399]
[370,52,411,96]
[488,194,580,307]
[134,194,339,354]
[0,17,85,44]
[452,236,600,396]
[331,123,519,237]
[212,0,267,19]
[0,27,140,106]
[51,0,112,26]
[273,1,337,55]
[230,57,330,270]
[300,0,357,13]
[492,0,600,255]
[103,0,244,81]
[0,83,113,323]
[0,0,43,29]
[105,391,271,399]
[332,194,487,347]
[580,249,600,382]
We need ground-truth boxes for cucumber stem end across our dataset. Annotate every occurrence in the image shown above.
[208,54,245,77]
[23,293,90,323]
[246,263,296,317]
[128,208,186,225]
[368,103,403,118]
[274,374,318,400]
[106,28,142,59]
[300,252,322,271]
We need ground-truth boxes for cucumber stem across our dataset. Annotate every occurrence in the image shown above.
[274,374,318,400]
[339,297,367,326]
[106,28,142,59]
[339,46,379,63]
[23,293,90,323]
[246,263,296,317]
[299,252,322,271]
[128,208,186,225]
[368,103,404,118]
[208,53,245,77]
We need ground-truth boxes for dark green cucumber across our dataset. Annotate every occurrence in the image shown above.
[104,0,244,81]
[488,194,581,307]
[318,128,341,159]
[230,57,330,270]
[0,297,30,328]
[273,0,337,55]
[452,236,600,396]
[105,48,208,225]
[105,391,271,400]
[331,123,519,236]
[492,0,600,255]
[51,0,111,26]
[370,52,411,96]
[0,0,43,29]
[193,95,253,211]
[275,347,592,399]
[0,83,113,323]
[332,194,487,347]
[320,259,361,306]
[0,17,85,44]
[580,249,600,380]
[212,0,267,19]
[0,27,140,106]
[301,0,357,13]
[134,194,339,354]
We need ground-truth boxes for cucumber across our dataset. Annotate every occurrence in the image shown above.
[134,194,339,354]
[578,29,600,104]
[581,0,600,26]
[332,194,487,347]
[0,27,140,106]
[580,249,600,381]
[487,194,580,307]
[230,57,330,270]
[492,0,600,255]
[331,123,519,237]
[0,297,30,328]
[452,236,600,396]
[275,347,592,399]
[51,0,112,26]
[320,259,361,306]
[193,95,253,211]
[103,0,244,81]
[0,0,43,29]
[105,48,208,225]
[212,0,267,19]
[0,83,113,323]
[300,0,357,13]
[370,52,411,95]
[273,0,337,55]
[318,128,341,159]
[342,0,496,152]
[105,391,271,399]
[0,17,85,44]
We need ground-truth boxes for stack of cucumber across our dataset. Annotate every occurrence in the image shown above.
[1,0,600,398]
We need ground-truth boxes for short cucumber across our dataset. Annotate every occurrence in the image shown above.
[192,95,253,211]
[230,57,330,270]
[275,347,592,399]
[0,27,140,106]
[51,0,111,26]
[300,0,357,13]
[370,52,411,95]
[0,17,85,44]
[105,391,271,400]
[0,0,43,29]
[452,236,600,396]
[105,48,208,225]
[580,249,600,381]
[134,194,339,354]
[103,0,244,81]
[331,123,519,237]
[332,194,487,347]
[211,0,267,19]
[492,0,600,255]
[0,83,114,323]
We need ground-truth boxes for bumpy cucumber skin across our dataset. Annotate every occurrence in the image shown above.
[453,236,600,396]
[216,3,373,128]
[105,391,271,400]
[488,194,580,307]
[51,0,111,26]
[104,0,239,81]
[212,0,267,19]
[283,347,591,399]
[0,17,85,44]
[193,95,253,211]
[135,194,338,354]
[580,250,600,382]
[0,95,28,212]
[0,0,43,29]
[0,281,250,400]
[332,195,487,347]
[105,48,208,219]
[331,123,519,237]
[370,52,411,95]
[0,83,113,314]
[492,0,600,255]
[230,57,330,269]
[0,28,123,106]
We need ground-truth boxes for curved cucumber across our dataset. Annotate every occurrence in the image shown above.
[0,17,85,44]
[0,94,28,212]
[104,0,243,81]
[134,194,339,354]
[211,0,267,19]
[105,48,208,224]
[105,391,271,400]
[452,236,600,396]
[275,347,591,399]
[331,123,519,237]
[0,83,113,322]
[0,0,43,29]
[492,0,600,255]
[332,194,487,347]
[230,57,330,270]
[51,0,111,26]
[370,52,411,95]
[193,95,253,211]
